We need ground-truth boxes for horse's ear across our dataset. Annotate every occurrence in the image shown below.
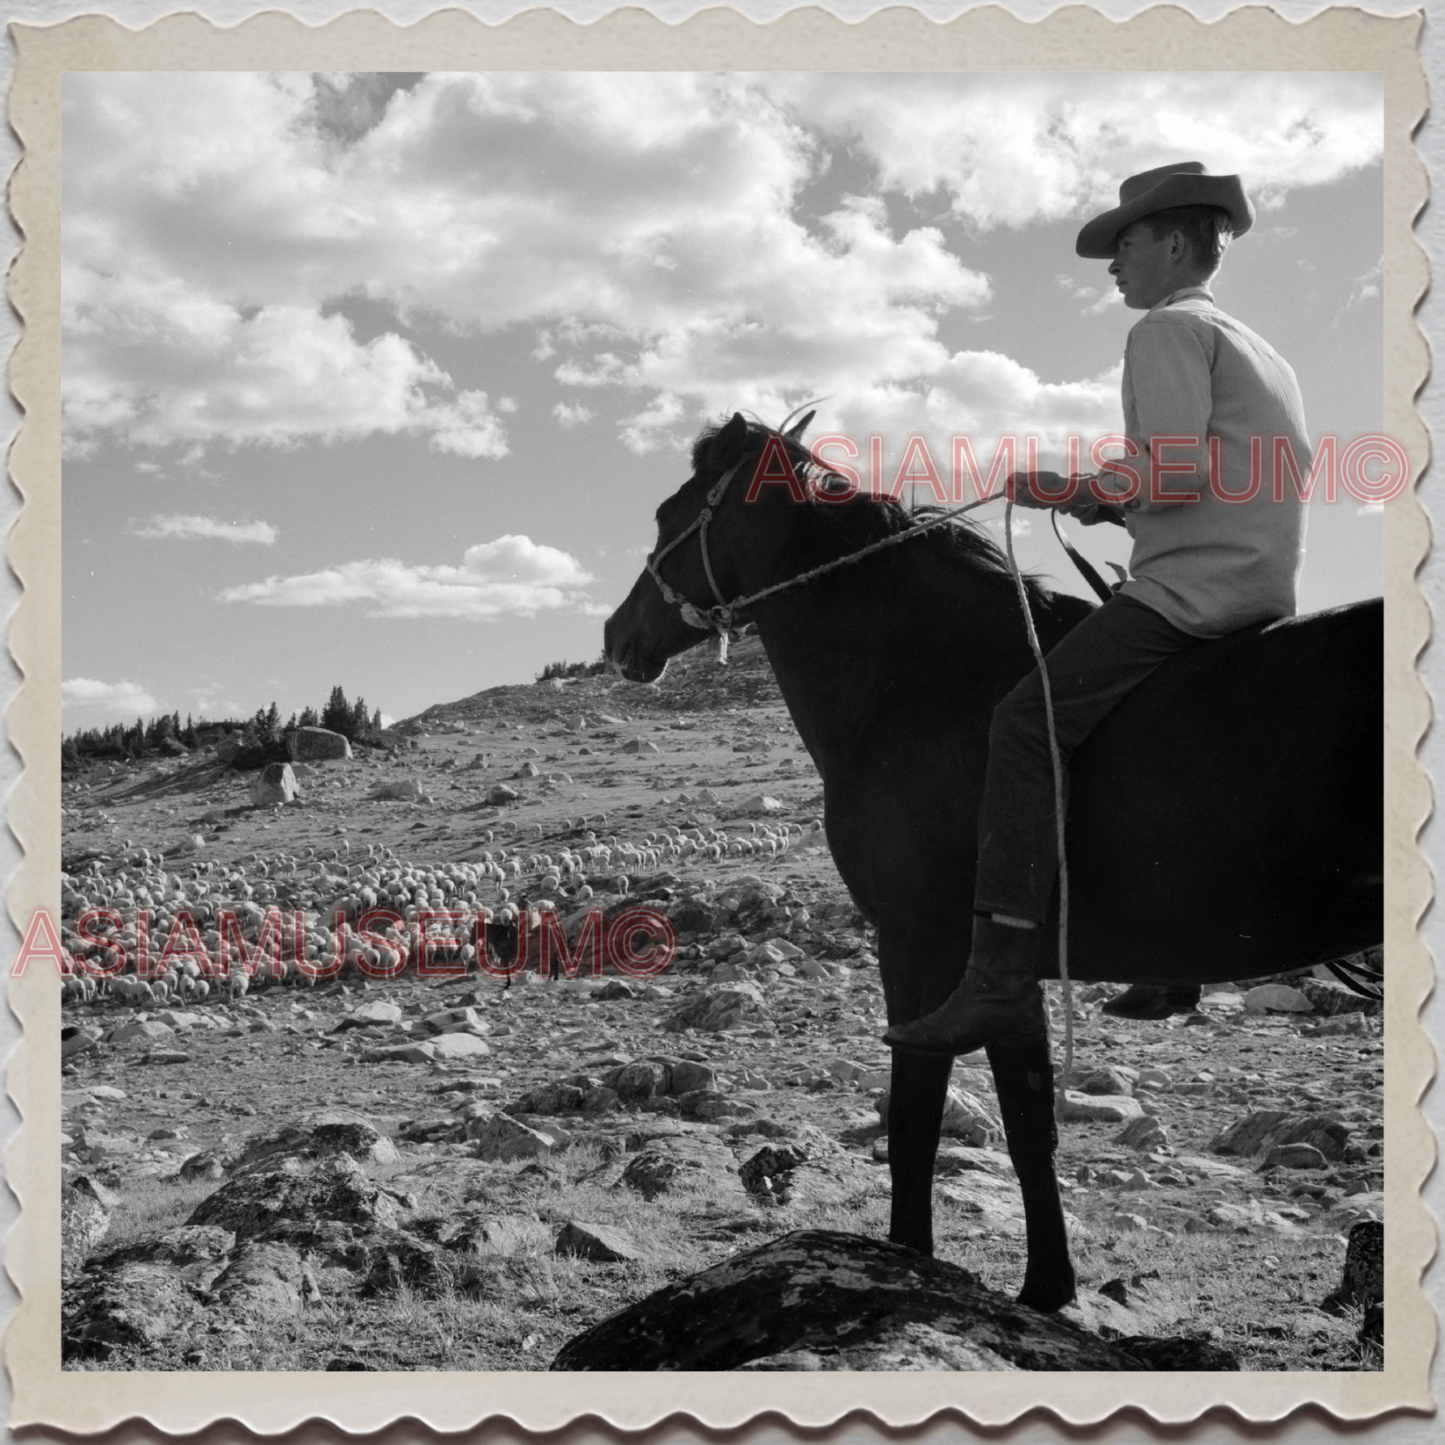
[708,412,749,470]
[784,409,815,440]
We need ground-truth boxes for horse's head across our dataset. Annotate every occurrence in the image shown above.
[604,410,820,682]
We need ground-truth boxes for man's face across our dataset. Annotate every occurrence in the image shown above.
[1107,220,1176,310]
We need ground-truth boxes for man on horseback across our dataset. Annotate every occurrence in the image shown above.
[886,161,1312,1056]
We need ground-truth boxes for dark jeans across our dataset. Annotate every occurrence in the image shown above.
[973,594,1200,924]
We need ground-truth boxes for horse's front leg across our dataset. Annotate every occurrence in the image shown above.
[879,923,961,1255]
[986,1032,1076,1311]
[885,1050,953,1254]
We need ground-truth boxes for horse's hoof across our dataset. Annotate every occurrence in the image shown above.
[1016,1278,1077,1313]
[1101,983,1201,1020]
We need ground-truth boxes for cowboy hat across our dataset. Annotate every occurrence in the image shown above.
[1075,161,1254,259]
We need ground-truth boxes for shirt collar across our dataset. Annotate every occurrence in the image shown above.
[1153,284,1215,311]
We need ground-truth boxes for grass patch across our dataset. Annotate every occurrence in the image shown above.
[101,1174,219,1252]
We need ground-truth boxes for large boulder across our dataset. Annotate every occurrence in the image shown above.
[552,1230,1237,1371]
[250,762,300,808]
[188,1154,400,1239]
[62,1177,116,1276]
[1323,1221,1384,1313]
[62,1261,207,1359]
[288,727,353,762]
[1211,1110,1351,1162]
[229,1108,400,1174]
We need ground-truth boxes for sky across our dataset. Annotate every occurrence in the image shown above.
[60,70,1386,729]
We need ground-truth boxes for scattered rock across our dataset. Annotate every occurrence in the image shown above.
[877,1085,1001,1146]
[556,1221,644,1262]
[337,1001,404,1029]
[468,1114,555,1163]
[1075,1065,1136,1096]
[250,762,301,808]
[62,1177,115,1274]
[1211,1111,1351,1163]
[663,982,769,1033]
[739,1143,810,1196]
[1291,976,1380,1016]
[427,1033,490,1061]
[1113,1116,1170,1152]
[1322,1221,1384,1314]
[370,780,424,802]
[1242,984,1313,1015]
[1261,1142,1328,1171]
[62,1025,100,1060]
[1059,1092,1144,1124]
[734,795,784,817]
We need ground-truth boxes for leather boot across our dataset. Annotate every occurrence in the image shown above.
[883,916,1048,1056]
[1101,982,1202,1019]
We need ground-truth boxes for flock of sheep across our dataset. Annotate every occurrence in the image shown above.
[58,815,820,1009]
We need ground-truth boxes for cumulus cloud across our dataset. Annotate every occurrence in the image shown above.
[768,72,1382,230]
[62,677,160,715]
[62,71,1375,460]
[62,297,511,458]
[218,534,599,619]
[132,513,278,544]
[63,72,987,457]
[553,401,594,429]
[1347,255,1383,306]
[820,353,1125,478]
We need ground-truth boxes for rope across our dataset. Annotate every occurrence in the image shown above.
[1002,500,1075,1112]
[727,491,996,618]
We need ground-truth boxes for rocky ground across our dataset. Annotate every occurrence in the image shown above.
[59,637,1384,1371]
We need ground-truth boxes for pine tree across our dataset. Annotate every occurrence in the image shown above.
[299,705,319,729]
[351,697,369,738]
[321,686,351,736]
[264,701,280,741]
[183,714,197,747]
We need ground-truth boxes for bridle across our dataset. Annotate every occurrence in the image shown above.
[645,443,1000,661]
[644,459,748,648]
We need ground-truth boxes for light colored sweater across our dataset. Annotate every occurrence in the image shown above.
[1097,286,1310,638]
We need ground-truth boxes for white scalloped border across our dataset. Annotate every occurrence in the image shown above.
[4,5,1432,1432]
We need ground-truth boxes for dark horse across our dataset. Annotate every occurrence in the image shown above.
[604,412,1382,1312]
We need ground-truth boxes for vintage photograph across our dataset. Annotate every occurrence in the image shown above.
[52,64,1390,1377]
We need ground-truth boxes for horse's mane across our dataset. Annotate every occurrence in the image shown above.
[692,417,1054,608]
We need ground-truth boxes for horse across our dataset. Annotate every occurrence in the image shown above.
[604,411,1383,1313]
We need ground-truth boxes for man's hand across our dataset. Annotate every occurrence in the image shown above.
[1007,471,1128,525]
[1008,470,1098,510]
[1061,499,1128,528]
[1008,469,1069,509]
